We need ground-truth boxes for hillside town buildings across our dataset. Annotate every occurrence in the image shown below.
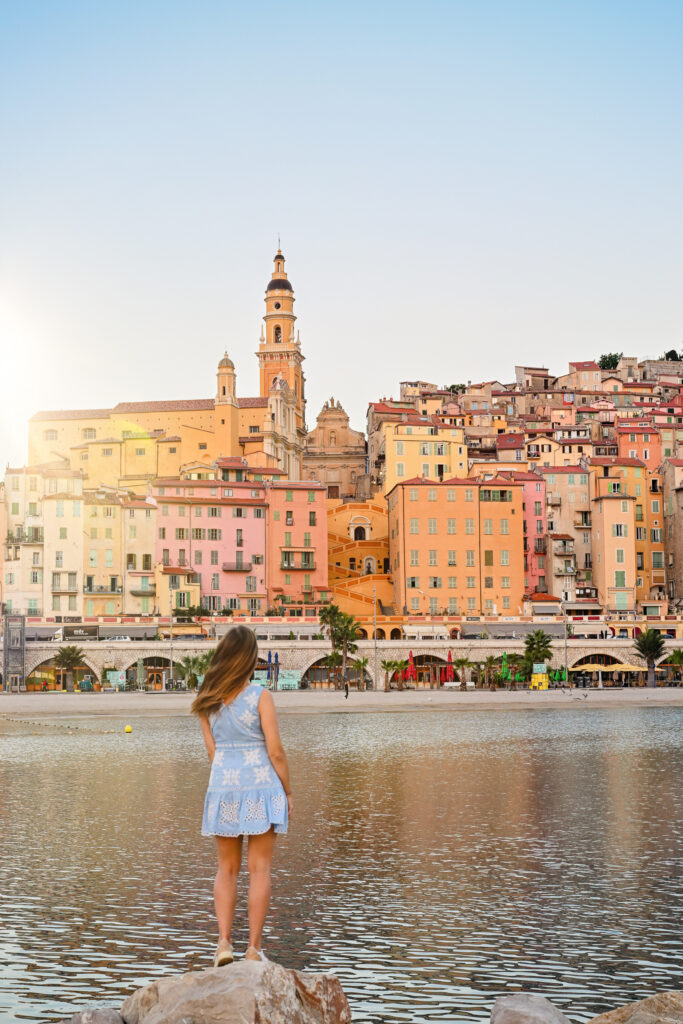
[4,250,683,631]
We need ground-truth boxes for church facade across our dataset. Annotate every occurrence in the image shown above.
[28,251,307,488]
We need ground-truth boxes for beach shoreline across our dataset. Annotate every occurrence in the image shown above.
[1,687,682,718]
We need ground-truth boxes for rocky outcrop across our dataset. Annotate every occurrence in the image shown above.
[57,961,349,1024]
[120,960,350,1024]
[586,991,683,1024]
[491,993,573,1024]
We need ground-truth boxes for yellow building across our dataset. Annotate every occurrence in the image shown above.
[380,421,467,495]
[28,252,307,485]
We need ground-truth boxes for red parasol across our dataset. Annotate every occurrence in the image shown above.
[408,650,417,681]
[440,667,446,684]
[447,649,454,682]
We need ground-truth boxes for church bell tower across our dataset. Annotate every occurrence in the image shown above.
[257,249,306,439]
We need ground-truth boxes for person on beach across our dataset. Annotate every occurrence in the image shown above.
[192,626,292,967]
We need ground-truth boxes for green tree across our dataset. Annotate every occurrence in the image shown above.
[483,654,499,691]
[524,629,553,667]
[506,653,523,691]
[454,656,472,692]
[597,352,623,370]
[53,645,85,692]
[633,629,665,688]
[662,349,681,362]
[393,658,408,691]
[176,654,203,689]
[447,383,466,394]
[381,658,395,692]
[666,648,683,685]
[324,650,343,688]
[353,656,369,691]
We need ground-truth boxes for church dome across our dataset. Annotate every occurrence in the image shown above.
[218,353,234,369]
[267,276,293,293]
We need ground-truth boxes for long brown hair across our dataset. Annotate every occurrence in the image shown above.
[191,625,259,717]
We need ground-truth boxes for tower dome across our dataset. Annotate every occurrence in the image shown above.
[267,249,293,292]
[218,352,234,369]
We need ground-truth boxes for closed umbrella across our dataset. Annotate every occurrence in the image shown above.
[267,650,272,682]
[447,649,454,682]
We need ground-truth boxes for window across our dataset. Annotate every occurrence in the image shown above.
[195,550,203,564]
[501,550,509,566]
[409,518,419,534]
[428,550,438,566]
[465,489,473,502]
[448,550,457,566]
[59,527,67,539]
[447,489,455,501]
[102,448,113,457]
[429,577,442,589]
[614,570,626,588]
[396,462,405,477]
[484,577,493,589]
[502,577,510,589]
[467,597,476,610]
[407,577,419,589]
[502,596,510,609]
[89,549,97,568]
[129,525,137,539]
[410,550,419,566]
[652,500,660,513]
[158,527,166,539]
[208,529,221,540]
[309,511,316,526]
[466,550,475,566]
[304,532,311,547]
[396,441,404,455]
[616,549,624,563]
[308,491,316,503]
[135,448,145,456]
[409,488,418,501]
[613,524,627,537]
[44,430,58,441]
[448,576,457,589]
[484,550,493,566]
[208,507,222,517]
[210,550,219,565]
[483,518,493,535]
[448,597,458,613]
[464,518,474,534]
[428,518,437,534]
[466,576,475,588]
[212,574,220,590]
[56,500,64,518]
[652,551,664,569]
[284,531,292,546]
[105,550,113,567]
[428,488,437,502]
[500,519,509,535]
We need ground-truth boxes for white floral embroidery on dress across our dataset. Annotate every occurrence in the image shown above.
[219,799,240,824]
[245,797,266,821]
[240,710,257,726]
[244,749,262,766]
[213,750,225,766]
[207,799,218,820]
[222,768,241,786]
[272,794,285,814]
[245,690,260,709]
[254,765,272,784]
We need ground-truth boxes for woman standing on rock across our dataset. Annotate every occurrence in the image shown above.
[192,625,292,967]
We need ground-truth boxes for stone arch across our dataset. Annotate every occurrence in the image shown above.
[568,652,623,669]
[390,627,402,640]
[363,556,376,574]
[357,628,368,639]
[274,325,282,344]
[354,525,366,541]
[27,654,101,689]
[375,627,386,640]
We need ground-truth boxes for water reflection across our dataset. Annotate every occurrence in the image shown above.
[0,709,681,1022]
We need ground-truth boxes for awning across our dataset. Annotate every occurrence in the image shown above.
[570,663,646,672]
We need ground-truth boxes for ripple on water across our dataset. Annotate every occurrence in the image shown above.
[0,708,682,1022]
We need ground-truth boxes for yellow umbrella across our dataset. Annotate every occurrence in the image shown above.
[569,663,646,672]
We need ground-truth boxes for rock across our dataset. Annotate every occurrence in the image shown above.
[586,991,683,1024]
[120,959,351,1024]
[491,992,573,1024]
[59,1011,124,1024]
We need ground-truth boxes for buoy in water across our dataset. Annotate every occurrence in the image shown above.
[125,725,132,733]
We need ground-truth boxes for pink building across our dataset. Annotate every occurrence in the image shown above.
[153,478,268,613]
[499,471,548,594]
[266,482,329,611]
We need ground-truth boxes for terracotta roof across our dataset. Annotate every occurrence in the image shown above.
[528,592,560,602]
[569,361,600,370]
[215,456,248,466]
[30,408,111,421]
[591,456,646,467]
[496,433,525,449]
[549,533,573,540]
[664,458,683,467]
[615,423,656,433]
[238,397,268,409]
[113,399,214,413]
[497,471,543,481]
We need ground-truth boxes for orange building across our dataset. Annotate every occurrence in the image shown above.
[386,477,525,616]
[615,422,661,470]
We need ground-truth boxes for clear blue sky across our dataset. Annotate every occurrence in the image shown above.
[1,1,681,466]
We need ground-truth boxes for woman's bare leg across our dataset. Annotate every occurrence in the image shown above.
[214,835,243,942]
[246,828,276,950]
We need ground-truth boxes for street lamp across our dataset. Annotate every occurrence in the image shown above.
[167,581,177,691]
[560,599,569,688]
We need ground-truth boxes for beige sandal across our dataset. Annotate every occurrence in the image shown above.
[245,945,266,962]
[214,939,234,967]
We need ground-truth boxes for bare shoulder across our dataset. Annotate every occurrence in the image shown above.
[257,687,275,711]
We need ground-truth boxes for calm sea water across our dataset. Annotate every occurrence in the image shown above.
[0,707,681,1023]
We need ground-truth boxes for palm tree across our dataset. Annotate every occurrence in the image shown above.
[506,653,523,691]
[198,649,216,680]
[352,656,369,691]
[524,629,553,666]
[633,629,665,688]
[393,658,408,690]
[324,650,343,688]
[484,654,498,691]
[53,645,85,692]
[666,648,683,686]
[318,602,342,646]
[453,656,472,692]
[176,654,203,689]
[381,658,395,692]
[335,612,363,686]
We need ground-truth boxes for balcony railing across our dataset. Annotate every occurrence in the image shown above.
[83,584,123,594]
[6,529,44,544]
[281,561,316,571]
[554,565,576,575]
[547,495,561,506]
[554,541,575,555]
[534,538,546,554]
[130,585,156,597]
[222,561,252,572]
[51,583,79,593]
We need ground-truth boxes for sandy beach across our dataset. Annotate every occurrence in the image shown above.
[1,687,682,718]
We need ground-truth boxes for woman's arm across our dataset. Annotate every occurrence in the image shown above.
[258,690,293,815]
[199,713,216,763]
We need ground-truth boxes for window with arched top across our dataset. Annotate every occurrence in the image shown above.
[274,325,282,344]
[329,431,337,446]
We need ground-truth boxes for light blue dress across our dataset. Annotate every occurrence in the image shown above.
[202,682,288,837]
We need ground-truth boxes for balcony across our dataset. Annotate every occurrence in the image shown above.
[281,560,316,571]
[547,495,561,506]
[534,537,546,554]
[222,561,253,572]
[554,540,575,555]
[84,584,123,594]
[51,583,78,593]
[527,450,540,459]
[554,565,576,575]
[6,529,44,544]
[574,514,592,528]
[130,585,156,597]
